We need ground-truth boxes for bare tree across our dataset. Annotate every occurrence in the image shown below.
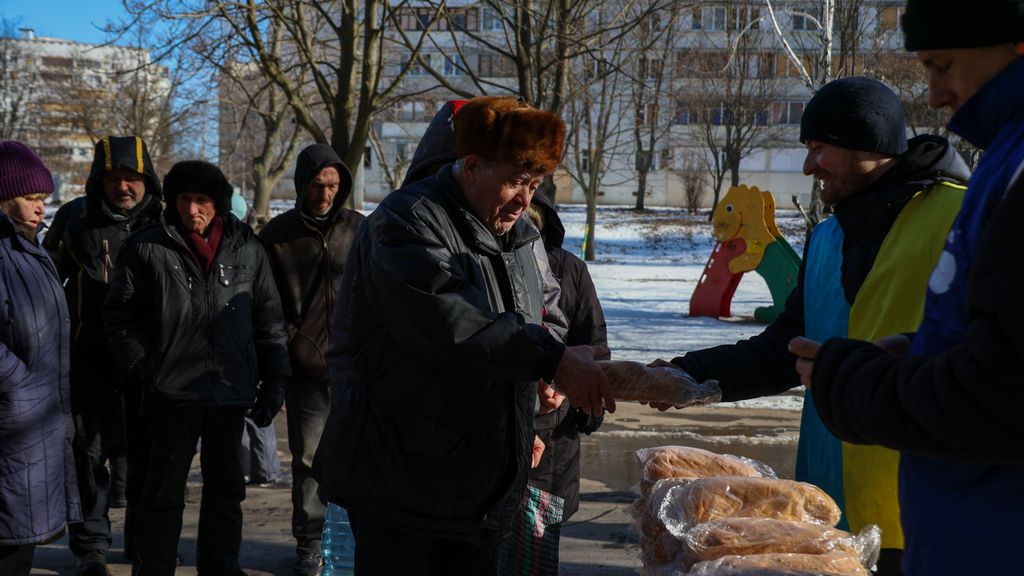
[679,3,784,219]
[116,0,442,208]
[627,3,684,210]
[564,29,631,261]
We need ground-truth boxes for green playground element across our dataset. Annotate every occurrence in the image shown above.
[699,185,801,323]
[753,239,801,322]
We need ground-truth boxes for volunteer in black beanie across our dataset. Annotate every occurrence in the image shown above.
[800,76,908,157]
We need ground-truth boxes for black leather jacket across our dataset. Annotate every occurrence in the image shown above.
[102,215,291,414]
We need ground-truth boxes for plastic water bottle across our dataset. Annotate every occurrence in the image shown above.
[321,503,355,575]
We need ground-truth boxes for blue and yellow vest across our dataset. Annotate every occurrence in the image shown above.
[797,181,964,549]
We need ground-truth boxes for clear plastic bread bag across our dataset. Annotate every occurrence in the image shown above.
[657,476,842,538]
[681,518,881,569]
[600,360,721,409]
[687,551,872,576]
[635,446,777,496]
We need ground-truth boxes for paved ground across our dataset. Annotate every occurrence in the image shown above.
[29,401,800,575]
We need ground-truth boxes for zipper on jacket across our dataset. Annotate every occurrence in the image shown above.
[102,239,110,283]
[322,232,333,345]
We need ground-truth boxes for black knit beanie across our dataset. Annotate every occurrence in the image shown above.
[162,160,234,220]
[902,0,1024,51]
[800,77,908,156]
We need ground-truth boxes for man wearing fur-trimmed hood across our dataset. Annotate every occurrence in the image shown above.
[43,135,162,575]
[314,95,615,574]
[259,144,364,576]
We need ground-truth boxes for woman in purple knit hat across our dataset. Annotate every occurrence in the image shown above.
[0,141,80,576]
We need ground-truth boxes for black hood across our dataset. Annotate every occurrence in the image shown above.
[85,136,162,205]
[530,183,566,251]
[293,144,353,220]
[402,100,466,188]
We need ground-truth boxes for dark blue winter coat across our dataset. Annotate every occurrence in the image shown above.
[0,213,81,545]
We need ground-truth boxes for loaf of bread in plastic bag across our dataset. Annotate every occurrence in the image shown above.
[687,552,870,575]
[659,476,842,537]
[600,360,721,409]
[682,518,871,565]
[637,446,774,496]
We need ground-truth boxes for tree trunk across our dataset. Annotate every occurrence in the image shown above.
[585,191,597,261]
[634,169,647,210]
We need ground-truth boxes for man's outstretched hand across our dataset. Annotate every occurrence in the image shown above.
[553,344,616,415]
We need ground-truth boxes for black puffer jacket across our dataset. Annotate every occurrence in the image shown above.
[102,215,291,414]
[675,135,970,400]
[315,165,565,542]
[528,188,608,520]
[259,145,364,379]
[43,136,162,406]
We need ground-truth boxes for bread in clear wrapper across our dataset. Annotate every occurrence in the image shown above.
[600,360,721,409]
[637,446,776,496]
[659,476,842,538]
[687,552,871,575]
[682,518,881,568]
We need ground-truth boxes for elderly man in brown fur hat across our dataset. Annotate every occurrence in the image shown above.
[314,96,615,575]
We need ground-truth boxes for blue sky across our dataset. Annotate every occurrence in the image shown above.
[1,0,128,44]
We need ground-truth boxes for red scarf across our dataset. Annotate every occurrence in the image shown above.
[179,215,223,274]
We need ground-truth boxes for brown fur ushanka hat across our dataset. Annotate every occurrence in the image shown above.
[453,96,566,174]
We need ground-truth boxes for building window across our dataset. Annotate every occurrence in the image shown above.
[691,7,703,29]
[478,53,512,77]
[754,109,770,126]
[660,148,673,170]
[709,6,727,30]
[402,56,429,76]
[447,8,478,31]
[443,54,465,76]
[674,104,690,125]
[879,6,903,31]
[364,146,372,168]
[791,7,820,31]
[481,7,503,31]
[772,101,805,125]
[581,149,590,172]
[640,56,662,79]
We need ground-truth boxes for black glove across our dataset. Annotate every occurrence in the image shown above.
[570,406,603,434]
[250,386,285,428]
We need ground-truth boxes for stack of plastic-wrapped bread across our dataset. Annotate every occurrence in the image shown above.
[632,446,881,576]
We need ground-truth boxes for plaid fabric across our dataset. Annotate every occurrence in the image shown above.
[497,486,565,576]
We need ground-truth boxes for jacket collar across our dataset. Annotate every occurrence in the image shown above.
[949,56,1024,150]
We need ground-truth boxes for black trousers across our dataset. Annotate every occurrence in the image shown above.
[348,511,501,576]
[0,545,34,576]
[69,392,123,557]
[134,406,246,576]
[122,388,150,563]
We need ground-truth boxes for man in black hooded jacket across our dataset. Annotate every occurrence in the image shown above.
[259,144,364,575]
[44,135,162,575]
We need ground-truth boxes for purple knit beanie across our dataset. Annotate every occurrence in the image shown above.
[0,141,55,200]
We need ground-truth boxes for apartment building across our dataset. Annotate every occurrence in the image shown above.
[0,29,170,199]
